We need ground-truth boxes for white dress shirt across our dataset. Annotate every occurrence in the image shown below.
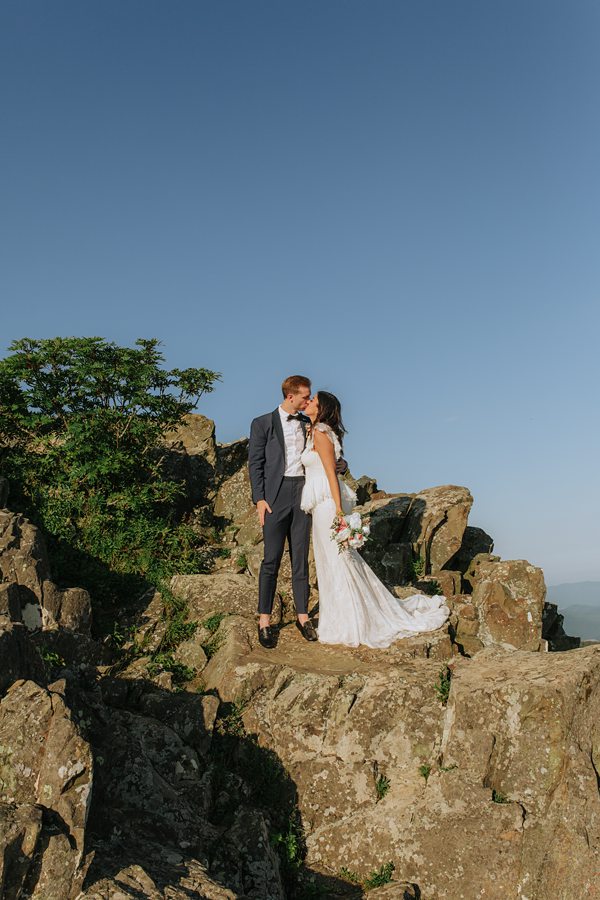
[278,405,305,477]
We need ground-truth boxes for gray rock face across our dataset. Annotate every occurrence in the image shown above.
[2,413,591,898]
[446,524,495,576]
[213,459,254,525]
[200,617,600,898]
[357,485,473,584]
[542,601,581,651]
[404,485,474,573]
[353,475,379,505]
[470,558,547,651]
[164,412,219,507]
[0,801,44,899]
[0,676,93,899]
[0,620,45,694]
[0,511,92,634]
[170,572,257,621]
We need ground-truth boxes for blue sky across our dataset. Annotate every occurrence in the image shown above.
[1,1,599,585]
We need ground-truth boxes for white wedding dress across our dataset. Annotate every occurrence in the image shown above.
[300,423,450,648]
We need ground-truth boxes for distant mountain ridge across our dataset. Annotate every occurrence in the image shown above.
[547,582,600,641]
[547,581,600,608]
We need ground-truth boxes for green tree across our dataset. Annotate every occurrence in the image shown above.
[0,337,220,624]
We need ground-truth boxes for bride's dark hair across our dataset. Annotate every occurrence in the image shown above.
[315,391,347,448]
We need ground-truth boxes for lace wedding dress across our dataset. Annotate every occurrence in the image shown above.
[300,423,450,648]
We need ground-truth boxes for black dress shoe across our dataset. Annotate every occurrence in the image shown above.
[296,619,318,642]
[258,625,276,649]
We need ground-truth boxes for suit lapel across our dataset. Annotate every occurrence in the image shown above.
[272,409,285,453]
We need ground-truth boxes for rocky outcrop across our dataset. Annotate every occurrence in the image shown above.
[542,601,581,651]
[164,413,218,508]
[197,619,600,898]
[0,548,290,898]
[469,558,547,651]
[0,619,45,694]
[0,510,91,634]
[166,417,571,655]
[0,677,93,898]
[357,485,473,581]
[446,524,495,573]
[0,413,588,898]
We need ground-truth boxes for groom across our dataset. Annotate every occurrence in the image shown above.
[249,375,346,649]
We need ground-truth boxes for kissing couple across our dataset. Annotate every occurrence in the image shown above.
[249,375,450,650]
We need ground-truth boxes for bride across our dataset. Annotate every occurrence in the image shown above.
[300,391,450,648]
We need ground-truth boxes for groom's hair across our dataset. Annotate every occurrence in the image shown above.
[281,375,311,398]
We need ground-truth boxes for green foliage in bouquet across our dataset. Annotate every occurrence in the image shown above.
[0,337,220,629]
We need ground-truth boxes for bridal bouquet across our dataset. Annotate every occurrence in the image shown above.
[331,511,371,553]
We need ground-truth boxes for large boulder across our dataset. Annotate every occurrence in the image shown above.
[470,558,546,651]
[542,601,581,651]
[358,486,473,584]
[403,485,473,573]
[0,801,45,900]
[164,413,218,507]
[167,413,217,468]
[170,572,256,621]
[437,646,600,898]
[0,678,93,898]
[216,437,250,482]
[213,465,255,527]
[198,613,600,898]
[87,704,218,850]
[213,437,254,521]
[80,853,238,899]
[357,495,413,583]
[0,619,45,694]
[0,511,92,634]
[445,524,495,577]
[0,583,21,622]
[0,510,49,630]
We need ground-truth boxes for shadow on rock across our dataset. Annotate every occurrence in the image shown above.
[76,675,358,898]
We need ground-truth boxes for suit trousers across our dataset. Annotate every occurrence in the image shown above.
[258,476,311,616]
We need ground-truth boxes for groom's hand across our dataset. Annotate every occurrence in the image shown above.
[256,500,272,527]
[336,457,348,475]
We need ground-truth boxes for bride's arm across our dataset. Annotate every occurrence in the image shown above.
[313,429,344,516]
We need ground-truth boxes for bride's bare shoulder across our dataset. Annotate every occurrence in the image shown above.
[313,423,335,442]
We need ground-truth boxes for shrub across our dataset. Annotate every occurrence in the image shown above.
[203,613,225,634]
[37,647,66,673]
[410,556,425,580]
[0,337,220,633]
[146,652,196,687]
[423,578,443,596]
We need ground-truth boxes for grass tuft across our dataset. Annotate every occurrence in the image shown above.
[434,665,452,705]
[419,764,432,783]
[375,773,390,801]
[364,861,395,890]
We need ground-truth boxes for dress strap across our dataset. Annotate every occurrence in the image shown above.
[312,423,342,459]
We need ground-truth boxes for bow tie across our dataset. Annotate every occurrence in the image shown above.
[287,414,302,422]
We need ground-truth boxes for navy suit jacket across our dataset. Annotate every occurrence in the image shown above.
[248,409,309,508]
